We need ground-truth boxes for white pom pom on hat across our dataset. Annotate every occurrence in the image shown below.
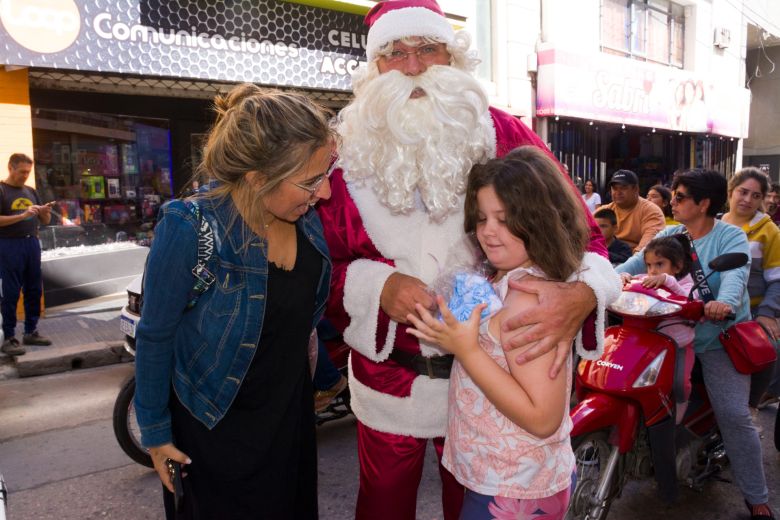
[364,0,456,61]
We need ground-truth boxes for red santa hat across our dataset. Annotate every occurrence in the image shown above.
[364,0,456,61]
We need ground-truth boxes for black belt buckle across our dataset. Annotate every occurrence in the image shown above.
[414,354,454,379]
[425,357,436,379]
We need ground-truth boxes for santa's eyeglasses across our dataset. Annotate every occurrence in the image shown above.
[383,43,447,64]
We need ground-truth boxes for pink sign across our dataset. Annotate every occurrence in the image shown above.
[536,48,749,138]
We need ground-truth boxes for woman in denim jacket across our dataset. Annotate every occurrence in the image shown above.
[134,84,333,519]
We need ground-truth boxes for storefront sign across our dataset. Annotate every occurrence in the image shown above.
[536,47,750,138]
[0,0,368,90]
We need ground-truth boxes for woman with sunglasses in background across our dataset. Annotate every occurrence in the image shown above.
[134,84,334,519]
[617,169,774,520]
[721,167,780,427]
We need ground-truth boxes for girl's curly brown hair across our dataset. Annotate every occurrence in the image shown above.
[464,146,590,281]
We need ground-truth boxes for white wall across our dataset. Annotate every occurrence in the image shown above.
[743,45,780,155]
[540,0,600,52]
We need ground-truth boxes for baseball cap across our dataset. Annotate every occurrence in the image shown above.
[609,170,638,187]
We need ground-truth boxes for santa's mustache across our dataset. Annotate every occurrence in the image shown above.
[353,65,488,145]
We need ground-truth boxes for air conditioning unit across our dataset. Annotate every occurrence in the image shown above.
[714,27,731,49]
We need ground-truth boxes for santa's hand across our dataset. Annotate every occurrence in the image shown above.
[380,272,435,324]
[406,296,483,357]
[619,272,633,286]
[501,278,595,378]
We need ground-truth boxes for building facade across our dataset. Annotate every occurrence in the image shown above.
[531,0,762,196]
[2,0,778,251]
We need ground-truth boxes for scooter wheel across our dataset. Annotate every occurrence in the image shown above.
[566,431,618,520]
[112,376,153,468]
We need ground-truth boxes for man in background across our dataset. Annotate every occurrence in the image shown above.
[764,182,780,225]
[601,169,665,252]
[0,153,53,356]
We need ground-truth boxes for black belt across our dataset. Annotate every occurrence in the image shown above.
[388,349,454,379]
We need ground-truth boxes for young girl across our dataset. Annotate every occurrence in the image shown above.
[407,146,596,520]
[620,235,695,422]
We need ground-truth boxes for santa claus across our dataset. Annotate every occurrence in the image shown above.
[317,1,615,519]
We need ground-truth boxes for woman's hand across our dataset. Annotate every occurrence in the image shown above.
[641,274,667,289]
[149,443,192,493]
[406,296,484,358]
[703,300,734,321]
[756,315,780,341]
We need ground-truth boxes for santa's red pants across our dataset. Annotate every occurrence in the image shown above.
[355,421,464,520]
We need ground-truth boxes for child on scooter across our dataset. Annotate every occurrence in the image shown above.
[407,146,617,520]
[620,235,695,422]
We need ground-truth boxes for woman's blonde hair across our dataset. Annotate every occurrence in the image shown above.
[195,83,333,234]
[464,146,589,281]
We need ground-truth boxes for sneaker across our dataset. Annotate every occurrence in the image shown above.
[22,331,52,346]
[314,375,348,413]
[1,337,26,356]
[757,392,780,410]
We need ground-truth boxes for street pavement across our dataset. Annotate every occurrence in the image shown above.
[0,363,777,519]
[0,294,128,380]
[0,297,777,518]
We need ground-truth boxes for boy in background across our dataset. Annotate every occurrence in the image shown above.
[595,208,632,265]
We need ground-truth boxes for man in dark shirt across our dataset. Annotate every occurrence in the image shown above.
[595,208,633,265]
[765,183,780,225]
[0,153,53,356]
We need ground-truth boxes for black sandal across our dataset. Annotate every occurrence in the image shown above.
[746,500,776,520]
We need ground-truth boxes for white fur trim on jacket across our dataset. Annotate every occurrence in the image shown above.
[348,354,450,438]
[342,259,398,362]
[569,252,622,360]
[366,7,456,61]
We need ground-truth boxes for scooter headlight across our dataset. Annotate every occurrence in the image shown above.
[632,350,667,388]
[608,292,681,317]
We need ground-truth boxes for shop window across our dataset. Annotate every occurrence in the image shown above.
[601,0,684,68]
[32,109,172,250]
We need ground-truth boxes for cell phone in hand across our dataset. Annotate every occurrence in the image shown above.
[166,459,185,512]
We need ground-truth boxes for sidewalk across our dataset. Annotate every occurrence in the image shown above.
[0,294,131,380]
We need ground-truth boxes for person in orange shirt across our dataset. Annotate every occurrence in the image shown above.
[601,170,665,253]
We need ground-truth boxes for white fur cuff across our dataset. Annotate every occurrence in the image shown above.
[571,252,623,360]
[342,259,398,361]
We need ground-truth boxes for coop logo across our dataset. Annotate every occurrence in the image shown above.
[596,360,624,371]
[0,0,80,54]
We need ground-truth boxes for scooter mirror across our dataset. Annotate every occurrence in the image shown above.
[708,252,749,272]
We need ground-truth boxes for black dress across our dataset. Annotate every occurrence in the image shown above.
[166,228,320,519]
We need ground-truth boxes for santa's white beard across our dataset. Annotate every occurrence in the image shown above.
[337,65,494,222]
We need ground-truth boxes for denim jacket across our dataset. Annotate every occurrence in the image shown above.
[134,192,331,448]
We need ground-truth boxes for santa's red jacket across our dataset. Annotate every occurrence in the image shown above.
[317,107,620,438]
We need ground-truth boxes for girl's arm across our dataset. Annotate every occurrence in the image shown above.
[407,295,567,438]
[498,288,568,436]
[667,274,694,296]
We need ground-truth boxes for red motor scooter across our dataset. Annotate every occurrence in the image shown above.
[565,252,749,520]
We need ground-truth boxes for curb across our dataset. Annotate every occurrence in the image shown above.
[13,341,132,378]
